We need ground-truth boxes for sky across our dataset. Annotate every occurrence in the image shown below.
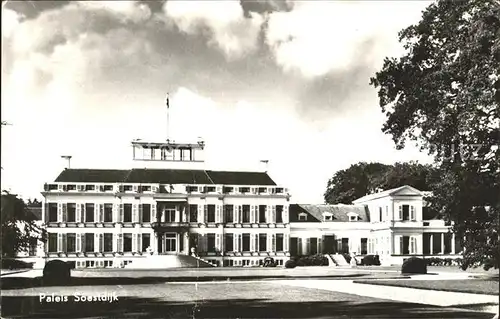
[1,0,434,203]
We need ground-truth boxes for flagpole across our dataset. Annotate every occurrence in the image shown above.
[166,93,170,142]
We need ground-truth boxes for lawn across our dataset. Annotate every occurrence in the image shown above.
[1,281,493,318]
[353,279,499,296]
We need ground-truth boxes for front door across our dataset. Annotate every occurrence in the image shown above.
[165,233,177,253]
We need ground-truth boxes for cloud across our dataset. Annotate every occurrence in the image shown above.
[76,1,152,24]
[162,0,265,59]
[264,1,432,78]
[2,8,24,38]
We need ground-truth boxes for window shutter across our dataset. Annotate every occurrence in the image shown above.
[272,234,276,252]
[271,206,276,223]
[76,233,82,252]
[81,234,86,253]
[151,204,157,222]
[216,234,221,252]
[196,205,202,223]
[62,204,67,222]
[94,233,100,252]
[266,205,270,223]
[232,205,237,223]
[99,204,104,222]
[250,205,255,223]
[137,233,142,252]
[318,237,322,254]
[255,234,259,252]
[267,233,272,252]
[398,205,402,220]
[132,204,139,223]
[284,234,289,252]
[297,238,302,255]
[95,204,100,223]
[117,234,123,252]
[139,204,143,223]
[44,203,49,223]
[132,234,136,252]
[238,206,242,223]
[119,204,124,223]
[397,236,403,255]
[233,233,238,252]
[99,234,104,252]
[57,203,63,222]
[250,234,255,251]
[204,205,208,223]
[62,234,67,253]
[283,205,289,223]
[410,206,415,221]
[215,205,221,223]
[81,204,86,222]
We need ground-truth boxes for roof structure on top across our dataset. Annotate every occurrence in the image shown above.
[53,168,277,186]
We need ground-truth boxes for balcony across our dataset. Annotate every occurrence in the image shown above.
[151,222,190,232]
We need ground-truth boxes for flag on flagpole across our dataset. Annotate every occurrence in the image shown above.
[166,93,170,108]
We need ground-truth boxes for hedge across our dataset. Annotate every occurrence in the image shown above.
[292,254,329,267]
[402,257,427,274]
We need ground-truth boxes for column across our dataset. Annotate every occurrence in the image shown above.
[451,233,455,254]
[440,233,444,254]
[175,206,180,223]
[176,233,180,254]
[430,234,433,255]
[161,233,165,254]
[152,233,158,255]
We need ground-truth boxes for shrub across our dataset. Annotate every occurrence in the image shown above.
[362,255,381,266]
[294,254,328,267]
[342,253,352,264]
[285,260,296,269]
[43,260,71,285]
[1,259,34,270]
[401,257,427,274]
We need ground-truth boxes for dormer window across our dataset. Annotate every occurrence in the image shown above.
[298,213,307,221]
[347,212,359,222]
[323,212,333,221]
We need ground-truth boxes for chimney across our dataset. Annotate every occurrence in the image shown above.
[260,160,269,173]
[61,155,72,169]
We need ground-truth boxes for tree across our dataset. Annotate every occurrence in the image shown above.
[324,162,435,204]
[1,191,46,258]
[370,0,499,269]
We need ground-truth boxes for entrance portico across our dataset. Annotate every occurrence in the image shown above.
[152,199,190,255]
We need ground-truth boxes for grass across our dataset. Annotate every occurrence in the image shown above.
[353,279,499,296]
[1,281,494,318]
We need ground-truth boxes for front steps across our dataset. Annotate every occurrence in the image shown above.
[330,254,349,266]
[124,254,215,269]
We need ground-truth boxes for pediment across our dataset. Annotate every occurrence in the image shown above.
[390,185,422,197]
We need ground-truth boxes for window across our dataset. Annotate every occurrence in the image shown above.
[67,233,76,252]
[276,205,283,223]
[379,207,383,222]
[67,185,76,191]
[410,237,417,254]
[104,204,113,222]
[85,185,95,191]
[400,236,410,254]
[123,185,132,192]
[48,203,58,222]
[225,234,233,252]
[207,233,216,252]
[85,233,94,252]
[165,207,175,222]
[224,205,233,223]
[402,205,410,221]
[123,233,132,252]
[189,205,198,222]
[310,238,317,255]
[361,238,368,254]
[142,204,151,222]
[67,203,76,222]
[104,233,113,252]
[242,205,250,223]
[259,233,267,251]
[259,205,266,222]
[142,234,150,252]
[242,234,250,252]
[140,186,151,192]
[103,185,113,191]
[298,213,307,221]
[276,234,284,252]
[324,214,332,221]
[85,204,94,222]
[48,233,57,252]
[207,205,216,223]
[124,204,132,222]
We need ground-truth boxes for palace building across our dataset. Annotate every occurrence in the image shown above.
[39,99,460,268]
